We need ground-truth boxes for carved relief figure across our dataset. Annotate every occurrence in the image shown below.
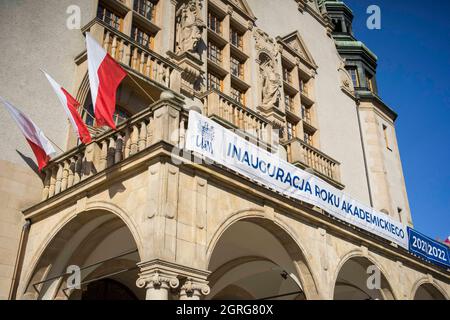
[175,0,205,55]
[261,58,282,109]
[254,29,283,109]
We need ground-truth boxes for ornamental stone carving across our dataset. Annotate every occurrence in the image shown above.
[261,58,282,109]
[179,278,211,300]
[175,0,205,56]
[254,29,280,53]
[254,29,283,110]
[136,271,180,290]
[338,60,355,93]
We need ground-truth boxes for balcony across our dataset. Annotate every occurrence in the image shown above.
[201,90,272,148]
[283,138,343,188]
[40,99,187,201]
[81,19,181,92]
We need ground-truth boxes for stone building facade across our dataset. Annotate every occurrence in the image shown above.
[0,0,448,300]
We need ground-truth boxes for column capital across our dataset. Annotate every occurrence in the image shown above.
[136,270,180,290]
[180,278,210,300]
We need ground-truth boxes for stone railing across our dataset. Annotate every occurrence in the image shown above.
[41,100,187,201]
[201,90,273,147]
[284,138,342,187]
[83,19,181,92]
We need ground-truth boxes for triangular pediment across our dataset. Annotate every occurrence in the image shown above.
[226,0,256,20]
[279,31,317,68]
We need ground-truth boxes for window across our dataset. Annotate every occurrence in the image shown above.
[84,103,95,126]
[132,26,154,49]
[97,4,123,31]
[283,67,292,83]
[231,87,245,105]
[208,42,222,64]
[332,18,343,33]
[347,67,360,88]
[300,79,308,95]
[286,122,296,140]
[382,124,391,150]
[207,72,222,91]
[230,57,244,79]
[230,28,243,49]
[113,107,130,126]
[304,131,313,146]
[208,12,222,34]
[301,104,312,124]
[134,0,157,21]
[285,94,293,111]
[366,72,375,93]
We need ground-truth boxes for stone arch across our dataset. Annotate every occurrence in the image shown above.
[411,277,448,300]
[206,210,320,300]
[20,201,144,300]
[331,249,397,300]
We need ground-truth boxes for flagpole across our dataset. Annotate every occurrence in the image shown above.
[47,137,64,153]
[81,107,96,122]
[126,74,156,103]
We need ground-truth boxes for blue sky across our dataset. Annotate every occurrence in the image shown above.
[343,0,450,240]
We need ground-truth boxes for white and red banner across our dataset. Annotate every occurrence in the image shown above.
[0,97,56,171]
[86,32,126,130]
[186,111,409,249]
[43,71,92,144]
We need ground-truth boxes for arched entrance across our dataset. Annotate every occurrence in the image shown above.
[333,256,395,300]
[207,218,318,300]
[413,283,447,300]
[22,209,145,300]
[81,279,138,300]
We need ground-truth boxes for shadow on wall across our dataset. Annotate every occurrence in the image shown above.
[16,149,40,176]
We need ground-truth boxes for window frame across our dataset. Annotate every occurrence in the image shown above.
[231,86,246,106]
[230,56,244,79]
[97,4,123,31]
[131,25,155,49]
[207,72,223,92]
[230,28,243,50]
[208,11,222,35]
[133,0,158,22]
[207,41,222,64]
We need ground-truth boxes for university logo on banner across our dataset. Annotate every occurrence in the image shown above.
[197,120,215,155]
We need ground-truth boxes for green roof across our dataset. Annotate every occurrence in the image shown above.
[335,40,378,61]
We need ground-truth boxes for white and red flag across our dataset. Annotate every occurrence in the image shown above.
[86,32,127,129]
[0,97,56,171]
[42,71,92,144]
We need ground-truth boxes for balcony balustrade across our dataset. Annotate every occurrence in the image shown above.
[284,138,342,187]
[201,90,273,147]
[40,100,187,201]
[82,19,181,92]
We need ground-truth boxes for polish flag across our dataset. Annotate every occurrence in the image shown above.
[0,97,56,171]
[42,71,92,144]
[86,32,127,130]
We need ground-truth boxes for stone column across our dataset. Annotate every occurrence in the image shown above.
[136,270,180,300]
[179,278,210,300]
[137,260,211,300]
